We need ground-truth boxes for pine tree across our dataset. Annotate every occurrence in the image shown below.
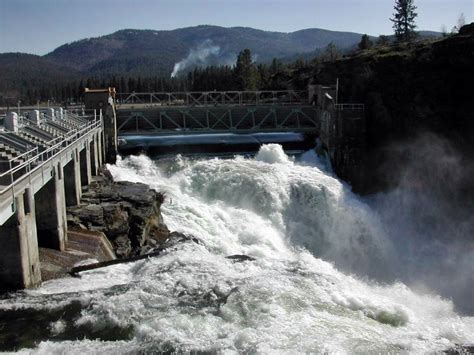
[376,35,390,46]
[390,0,418,41]
[358,34,373,50]
[321,42,341,62]
[234,49,258,90]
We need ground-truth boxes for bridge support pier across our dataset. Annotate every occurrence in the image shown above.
[80,143,92,186]
[35,164,67,251]
[0,189,41,289]
[91,136,99,176]
[97,132,103,168]
[64,149,82,206]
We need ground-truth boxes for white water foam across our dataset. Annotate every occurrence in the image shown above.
[1,144,473,353]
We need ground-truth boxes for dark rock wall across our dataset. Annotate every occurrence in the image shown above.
[315,27,474,193]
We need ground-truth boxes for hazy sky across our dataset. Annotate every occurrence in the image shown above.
[0,0,472,55]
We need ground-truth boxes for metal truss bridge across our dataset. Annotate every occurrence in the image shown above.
[116,90,319,135]
[116,90,308,108]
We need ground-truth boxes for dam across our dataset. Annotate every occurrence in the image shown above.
[0,85,364,289]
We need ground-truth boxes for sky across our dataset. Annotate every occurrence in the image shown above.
[0,0,472,55]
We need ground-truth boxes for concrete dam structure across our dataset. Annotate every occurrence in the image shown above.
[0,85,364,290]
[0,88,116,289]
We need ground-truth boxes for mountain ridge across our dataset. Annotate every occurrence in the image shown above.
[43,25,371,76]
[0,25,441,100]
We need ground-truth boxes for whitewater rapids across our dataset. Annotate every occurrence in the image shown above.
[1,144,473,353]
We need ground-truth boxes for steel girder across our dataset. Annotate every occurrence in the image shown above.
[116,106,320,134]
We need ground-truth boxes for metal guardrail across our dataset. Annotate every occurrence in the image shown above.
[334,104,365,110]
[116,90,309,108]
[0,111,102,218]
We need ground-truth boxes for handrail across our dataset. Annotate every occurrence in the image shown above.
[118,90,307,95]
[116,90,309,107]
[0,113,101,196]
[10,147,39,163]
[20,116,42,127]
[335,104,365,110]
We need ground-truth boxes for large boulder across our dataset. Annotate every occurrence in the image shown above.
[68,175,169,257]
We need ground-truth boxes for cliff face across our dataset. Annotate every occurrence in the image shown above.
[67,175,170,258]
[316,25,474,192]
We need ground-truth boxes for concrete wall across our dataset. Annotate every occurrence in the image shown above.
[35,163,67,251]
[0,189,41,289]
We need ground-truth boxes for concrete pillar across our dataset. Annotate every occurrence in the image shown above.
[35,163,67,251]
[28,110,41,125]
[46,108,55,120]
[64,149,82,206]
[0,189,41,289]
[90,137,99,176]
[5,112,19,132]
[97,132,103,168]
[56,108,64,121]
[103,106,118,164]
[80,143,92,186]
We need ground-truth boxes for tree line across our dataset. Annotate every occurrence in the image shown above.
[13,44,342,106]
[6,0,461,107]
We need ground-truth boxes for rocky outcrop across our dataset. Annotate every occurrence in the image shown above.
[67,174,170,258]
[313,25,474,194]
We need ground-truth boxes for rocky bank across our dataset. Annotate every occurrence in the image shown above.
[315,24,474,194]
[67,169,171,258]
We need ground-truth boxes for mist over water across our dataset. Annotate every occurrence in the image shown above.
[367,133,474,315]
[0,143,473,353]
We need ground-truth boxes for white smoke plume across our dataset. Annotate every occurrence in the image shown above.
[171,40,221,78]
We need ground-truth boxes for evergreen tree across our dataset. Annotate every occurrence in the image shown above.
[376,35,390,46]
[321,42,341,62]
[390,0,418,41]
[358,34,373,50]
[234,49,258,90]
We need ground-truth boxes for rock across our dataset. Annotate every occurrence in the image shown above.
[68,204,104,226]
[444,344,474,354]
[459,23,474,35]
[113,235,132,258]
[117,181,158,206]
[66,168,170,258]
[151,231,201,252]
[226,255,256,262]
[148,222,170,244]
[102,203,129,238]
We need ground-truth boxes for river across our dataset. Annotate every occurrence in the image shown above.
[0,144,472,353]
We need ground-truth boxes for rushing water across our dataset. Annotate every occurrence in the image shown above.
[1,144,473,353]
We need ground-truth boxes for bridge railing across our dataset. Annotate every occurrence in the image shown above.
[116,90,309,108]
[335,103,365,110]
[0,111,102,218]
